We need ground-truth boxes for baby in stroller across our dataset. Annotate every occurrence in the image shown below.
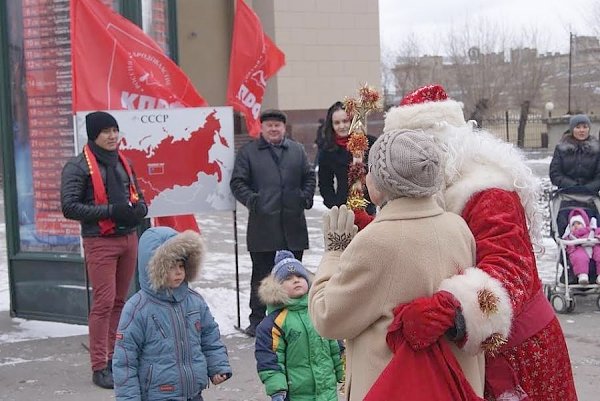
[562,207,600,285]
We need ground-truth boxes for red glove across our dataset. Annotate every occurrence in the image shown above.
[396,290,461,351]
[353,209,374,231]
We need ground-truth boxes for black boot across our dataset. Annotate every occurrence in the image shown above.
[243,324,256,337]
[92,367,114,389]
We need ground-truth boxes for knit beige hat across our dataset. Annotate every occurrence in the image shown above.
[368,129,443,199]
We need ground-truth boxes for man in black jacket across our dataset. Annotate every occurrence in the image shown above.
[60,111,147,389]
[230,109,316,336]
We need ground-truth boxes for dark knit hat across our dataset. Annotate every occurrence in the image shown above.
[271,250,309,283]
[260,109,287,124]
[368,129,443,199]
[86,111,119,141]
[569,114,591,132]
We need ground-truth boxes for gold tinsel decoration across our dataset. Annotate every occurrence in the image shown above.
[477,288,500,316]
[347,133,369,157]
[481,333,508,355]
[347,192,370,209]
[343,83,382,212]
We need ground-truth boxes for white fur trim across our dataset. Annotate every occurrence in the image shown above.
[436,125,542,244]
[443,161,514,216]
[384,99,466,133]
[569,215,585,228]
[439,268,513,355]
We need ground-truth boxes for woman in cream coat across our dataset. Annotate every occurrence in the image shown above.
[308,130,485,401]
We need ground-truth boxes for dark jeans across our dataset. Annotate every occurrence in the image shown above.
[249,250,303,327]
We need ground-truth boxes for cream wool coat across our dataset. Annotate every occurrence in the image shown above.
[308,197,485,401]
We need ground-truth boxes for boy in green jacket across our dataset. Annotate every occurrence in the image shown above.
[255,250,344,401]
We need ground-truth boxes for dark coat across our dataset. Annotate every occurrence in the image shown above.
[60,153,146,237]
[230,136,316,252]
[549,135,600,193]
[318,135,376,215]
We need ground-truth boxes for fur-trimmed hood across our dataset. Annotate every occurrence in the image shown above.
[137,227,205,302]
[557,134,600,154]
[258,273,313,308]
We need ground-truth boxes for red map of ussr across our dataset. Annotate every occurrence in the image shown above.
[73,107,237,217]
[122,110,229,205]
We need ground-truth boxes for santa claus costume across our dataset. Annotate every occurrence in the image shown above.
[383,85,577,401]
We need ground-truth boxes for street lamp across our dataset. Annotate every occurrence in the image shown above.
[545,102,554,118]
[567,32,574,115]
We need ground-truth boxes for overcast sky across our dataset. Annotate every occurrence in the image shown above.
[379,0,597,56]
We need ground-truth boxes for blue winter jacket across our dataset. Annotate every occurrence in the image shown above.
[113,227,232,401]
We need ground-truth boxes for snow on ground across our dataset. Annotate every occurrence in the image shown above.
[0,154,559,343]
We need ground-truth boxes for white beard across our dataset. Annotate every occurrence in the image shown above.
[430,123,543,244]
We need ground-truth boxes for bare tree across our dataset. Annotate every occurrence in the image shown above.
[589,2,600,37]
[391,33,447,99]
[443,18,513,120]
[380,43,398,108]
[509,29,550,146]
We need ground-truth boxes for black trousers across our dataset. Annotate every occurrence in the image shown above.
[248,250,303,327]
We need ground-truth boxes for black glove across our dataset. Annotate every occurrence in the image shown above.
[132,202,147,220]
[111,203,138,227]
[445,308,466,342]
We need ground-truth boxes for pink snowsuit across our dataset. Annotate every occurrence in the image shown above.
[563,208,600,275]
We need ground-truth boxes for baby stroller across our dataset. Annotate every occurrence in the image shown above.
[546,189,600,313]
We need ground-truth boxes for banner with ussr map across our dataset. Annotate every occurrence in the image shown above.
[74,107,235,217]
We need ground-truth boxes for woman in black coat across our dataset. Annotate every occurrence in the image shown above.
[549,114,600,194]
[317,101,376,218]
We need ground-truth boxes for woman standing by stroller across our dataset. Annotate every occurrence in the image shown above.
[550,114,600,194]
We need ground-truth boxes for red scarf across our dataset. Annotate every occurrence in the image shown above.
[335,135,349,149]
[83,144,139,235]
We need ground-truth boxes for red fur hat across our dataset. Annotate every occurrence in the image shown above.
[384,84,466,133]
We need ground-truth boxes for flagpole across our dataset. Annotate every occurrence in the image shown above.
[233,208,241,329]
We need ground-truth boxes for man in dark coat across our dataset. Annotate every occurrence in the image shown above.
[230,109,316,336]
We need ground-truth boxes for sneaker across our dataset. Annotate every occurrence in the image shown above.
[92,367,114,389]
[578,273,589,285]
[243,324,257,337]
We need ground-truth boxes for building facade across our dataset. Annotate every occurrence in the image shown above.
[0,0,381,323]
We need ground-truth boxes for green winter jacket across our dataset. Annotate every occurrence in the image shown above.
[255,291,344,401]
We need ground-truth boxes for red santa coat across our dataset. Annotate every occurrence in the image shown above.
[383,86,577,401]
[458,189,576,401]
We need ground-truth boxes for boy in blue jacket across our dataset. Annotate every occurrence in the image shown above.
[113,227,231,401]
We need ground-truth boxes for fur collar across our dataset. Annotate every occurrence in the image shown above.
[148,230,204,291]
[259,275,291,306]
[258,273,313,307]
[557,135,600,154]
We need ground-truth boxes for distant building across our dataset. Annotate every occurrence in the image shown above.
[391,35,600,117]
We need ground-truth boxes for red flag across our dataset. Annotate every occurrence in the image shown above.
[226,0,285,137]
[70,0,207,111]
[70,0,201,232]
